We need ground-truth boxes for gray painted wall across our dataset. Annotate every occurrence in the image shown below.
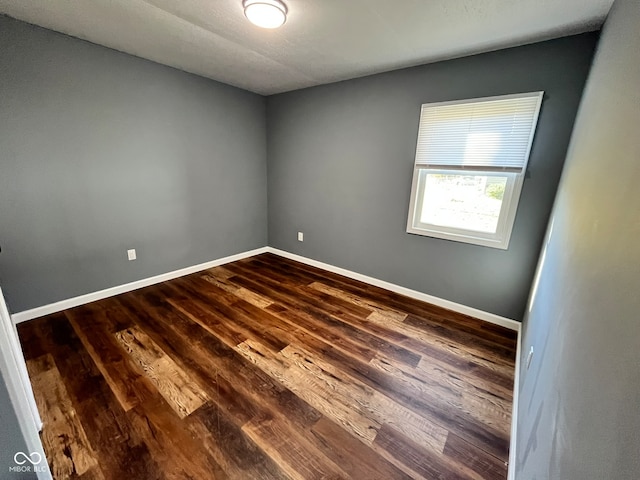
[516,0,640,478]
[0,371,35,480]
[266,34,597,320]
[0,15,267,313]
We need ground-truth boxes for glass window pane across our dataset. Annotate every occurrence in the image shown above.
[418,171,507,233]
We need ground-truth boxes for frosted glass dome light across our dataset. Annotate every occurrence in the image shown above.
[243,0,287,29]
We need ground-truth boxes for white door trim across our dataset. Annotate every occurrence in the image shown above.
[0,287,51,479]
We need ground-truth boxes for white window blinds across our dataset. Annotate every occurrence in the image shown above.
[414,92,543,171]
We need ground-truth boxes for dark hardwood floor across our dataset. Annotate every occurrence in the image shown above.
[17,253,517,479]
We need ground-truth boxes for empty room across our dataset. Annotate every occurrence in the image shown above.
[0,0,638,479]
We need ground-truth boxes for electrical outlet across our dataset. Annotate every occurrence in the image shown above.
[297,232,304,242]
[127,249,137,261]
[526,346,534,369]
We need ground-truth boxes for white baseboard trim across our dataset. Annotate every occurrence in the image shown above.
[508,325,522,480]
[13,245,521,335]
[11,247,270,324]
[266,248,521,332]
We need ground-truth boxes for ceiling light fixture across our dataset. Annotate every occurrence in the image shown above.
[243,0,287,29]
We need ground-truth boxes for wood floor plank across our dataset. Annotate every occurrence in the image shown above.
[270,326,511,460]
[61,306,227,479]
[120,288,355,479]
[263,301,379,363]
[309,281,409,323]
[236,339,382,445]
[199,270,385,365]
[40,313,166,480]
[117,290,274,426]
[114,326,209,418]
[205,277,382,364]
[215,265,422,368]
[126,400,230,480]
[192,402,289,480]
[201,273,274,309]
[66,306,157,412]
[262,254,517,348]
[443,432,508,480]
[207,265,239,280]
[278,343,450,453]
[252,264,374,320]
[117,288,323,433]
[309,417,412,480]
[367,311,516,387]
[403,314,516,365]
[373,424,475,480]
[16,316,48,361]
[181,274,480,462]
[75,382,166,480]
[26,354,100,479]
[18,253,516,480]
[414,351,513,404]
[84,298,135,334]
[235,337,452,464]
[115,294,294,480]
[309,279,515,362]
[369,355,512,436]
[115,300,334,480]
[242,415,350,480]
[170,275,289,353]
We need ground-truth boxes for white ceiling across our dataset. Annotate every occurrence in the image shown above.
[0,0,613,95]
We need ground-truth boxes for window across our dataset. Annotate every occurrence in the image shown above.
[407,92,543,249]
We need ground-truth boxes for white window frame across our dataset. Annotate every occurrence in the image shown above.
[406,92,544,250]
